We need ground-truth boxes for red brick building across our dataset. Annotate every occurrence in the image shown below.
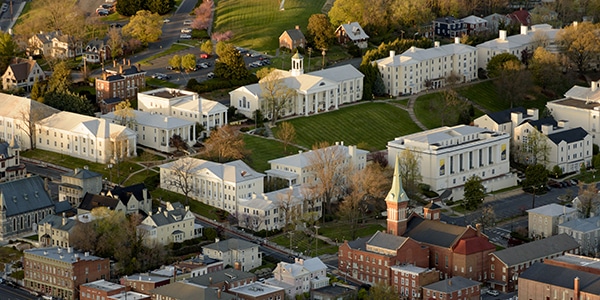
[228,282,285,300]
[390,264,439,299]
[80,280,126,299]
[488,233,580,293]
[120,274,171,295]
[519,261,600,300]
[278,26,306,50]
[95,61,146,113]
[24,247,110,300]
[422,277,481,300]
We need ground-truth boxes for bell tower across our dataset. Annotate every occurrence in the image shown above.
[386,155,410,236]
[290,51,304,77]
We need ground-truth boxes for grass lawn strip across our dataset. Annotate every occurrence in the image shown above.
[242,134,301,173]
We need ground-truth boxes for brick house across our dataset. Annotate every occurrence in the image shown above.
[422,277,481,300]
[24,247,110,300]
[390,264,440,299]
[488,233,580,292]
[186,268,257,291]
[518,261,600,300]
[120,273,171,294]
[80,280,126,300]
[279,26,306,50]
[95,61,146,113]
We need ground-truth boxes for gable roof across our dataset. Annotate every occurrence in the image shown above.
[144,202,190,227]
[547,127,590,145]
[423,276,480,293]
[38,111,135,140]
[509,9,531,26]
[337,22,369,41]
[453,236,495,255]
[558,215,600,233]
[404,219,467,248]
[6,58,39,81]
[282,29,305,41]
[202,238,258,252]
[38,213,76,232]
[527,203,577,216]
[520,262,600,295]
[0,176,54,217]
[159,157,264,183]
[461,15,487,25]
[79,193,121,211]
[491,233,580,266]
[485,107,527,124]
[366,231,409,251]
[64,167,101,180]
[526,117,557,130]
[109,183,148,205]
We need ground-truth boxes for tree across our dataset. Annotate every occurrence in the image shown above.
[15,0,85,37]
[181,54,197,72]
[308,141,349,215]
[43,91,95,116]
[530,47,560,89]
[169,55,181,71]
[164,157,200,204]
[0,33,19,73]
[107,28,125,60]
[307,14,335,51]
[200,40,213,55]
[203,125,248,163]
[146,0,175,15]
[46,60,72,94]
[486,53,519,78]
[495,60,532,108]
[440,88,463,126]
[478,205,496,230]
[464,175,485,210]
[114,100,136,127]
[30,79,46,102]
[116,0,145,16]
[397,148,421,194]
[18,105,45,150]
[258,68,297,125]
[122,10,163,46]
[214,42,250,80]
[277,188,300,232]
[556,22,600,72]
[551,165,563,178]
[275,122,296,153]
[523,130,551,166]
[169,134,188,152]
[192,0,213,30]
[576,183,600,218]
[522,164,548,208]
[364,282,400,300]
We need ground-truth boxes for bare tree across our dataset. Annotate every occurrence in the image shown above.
[114,100,136,127]
[257,68,297,125]
[203,125,248,163]
[240,212,265,232]
[18,106,45,150]
[308,142,349,215]
[398,148,422,194]
[164,158,200,204]
[524,129,551,166]
[107,27,124,60]
[275,122,296,153]
[478,205,496,230]
[277,187,299,232]
[576,183,599,218]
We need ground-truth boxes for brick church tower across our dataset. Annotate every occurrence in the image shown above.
[386,155,410,236]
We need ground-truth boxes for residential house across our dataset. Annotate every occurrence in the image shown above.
[0,140,26,182]
[138,88,227,138]
[267,258,328,298]
[202,238,261,272]
[527,203,578,239]
[476,24,558,69]
[230,54,363,119]
[23,247,111,300]
[374,39,477,96]
[0,176,55,240]
[507,8,531,26]
[28,31,82,59]
[37,214,76,248]
[558,216,600,256]
[83,39,111,64]
[483,13,510,32]
[103,110,195,152]
[77,192,127,215]
[461,15,488,35]
[237,185,322,232]
[422,277,481,300]
[518,261,600,300]
[488,233,580,292]
[106,183,152,215]
[474,107,539,136]
[186,268,257,290]
[387,125,516,200]
[335,22,369,49]
[390,264,440,299]
[96,62,146,113]
[547,80,600,146]
[513,117,592,172]
[172,255,224,279]
[120,274,171,294]
[433,16,466,38]
[35,111,137,164]
[1,57,45,92]
[279,26,306,50]
[58,166,102,207]
[228,282,285,300]
[530,6,560,26]
[266,142,367,186]
[311,283,357,300]
[137,202,200,246]
[159,157,264,214]
[150,281,236,300]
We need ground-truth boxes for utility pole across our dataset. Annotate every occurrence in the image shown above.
[307,47,312,72]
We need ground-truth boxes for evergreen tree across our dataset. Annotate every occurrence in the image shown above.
[214,42,250,80]
[146,0,174,15]
[116,0,145,17]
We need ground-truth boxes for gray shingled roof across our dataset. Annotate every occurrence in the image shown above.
[64,167,101,180]
[150,281,236,300]
[491,234,580,266]
[404,219,465,248]
[284,29,305,41]
[367,231,408,250]
[187,268,256,287]
[423,276,480,293]
[78,192,120,211]
[527,117,557,131]
[547,127,590,145]
[0,176,54,217]
[38,214,76,232]
[347,236,369,250]
[485,107,527,124]
[147,204,188,227]
[520,262,600,295]
[202,238,258,252]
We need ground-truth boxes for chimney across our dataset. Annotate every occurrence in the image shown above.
[520,25,528,35]
[217,288,221,299]
[575,277,580,299]
[122,58,126,65]
[128,59,131,66]
[113,60,116,68]
[510,111,523,127]
[558,120,569,129]
[434,41,440,47]
[454,37,460,44]
[573,21,578,28]
[295,25,300,30]
[541,124,553,135]
[410,46,416,52]
[499,30,507,41]
[119,65,123,74]
[476,223,482,236]
[102,72,107,80]
[164,117,168,123]
[234,261,241,270]
[137,63,141,71]
[209,277,213,284]
[448,279,452,286]
[389,50,395,58]
[62,213,67,226]
[526,108,539,120]
[592,81,598,92]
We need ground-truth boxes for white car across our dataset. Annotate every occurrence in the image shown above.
[486,289,500,296]
[1,3,8,12]
[179,34,191,39]
[207,72,214,79]
[183,20,193,25]
[180,28,192,34]
[163,19,170,23]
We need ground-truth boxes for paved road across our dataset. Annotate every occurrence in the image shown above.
[0,283,39,300]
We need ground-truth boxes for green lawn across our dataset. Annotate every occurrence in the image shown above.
[414,92,485,129]
[243,134,301,173]
[457,80,553,113]
[214,0,327,53]
[390,99,409,108]
[270,231,338,256]
[272,102,422,150]
[318,222,385,242]
[146,77,182,88]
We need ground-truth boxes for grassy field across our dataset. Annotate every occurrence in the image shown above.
[457,80,552,113]
[318,222,385,242]
[270,231,338,256]
[272,102,422,150]
[243,134,301,173]
[214,0,327,53]
[414,92,485,129]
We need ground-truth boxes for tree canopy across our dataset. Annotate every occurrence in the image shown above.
[122,10,163,46]
[486,53,520,78]
[117,0,173,16]
[203,125,248,163]
[214,42,251,80]
[556,21,600,72]
[463,175,485,210]
[307,14,335,51]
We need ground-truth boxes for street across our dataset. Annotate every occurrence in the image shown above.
[0,283,39,300]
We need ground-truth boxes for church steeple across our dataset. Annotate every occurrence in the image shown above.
[386,155,410,236]
[290,51,304,77]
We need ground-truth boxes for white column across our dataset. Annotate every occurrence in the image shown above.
[304,95,309,116]
[335,88,339,109]
[325,92,330,112]
[314,94,318,113]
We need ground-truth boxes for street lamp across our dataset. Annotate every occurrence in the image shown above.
[321,49,326,70]
[307,47,312,72]
[107,163,113,183]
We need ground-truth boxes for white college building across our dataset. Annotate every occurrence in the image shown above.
[0,94,58,150]
[102,110,196,153]
[159,157,264,214]
[387,125,516,200]
[35,111,137,164]
[138,88,227,138]
[374,38,477,96]
[230,53,364,119]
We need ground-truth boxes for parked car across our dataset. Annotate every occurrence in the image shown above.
[486,289,500,296]
[183,19,193,25]
[199,53,209,59]
[2,3,9,12]
[179,34,192,39]
[163,18,171,23]
[181,28,192,34]
[207,72,214,79]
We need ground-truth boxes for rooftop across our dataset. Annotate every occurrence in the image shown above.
[25,247,106,263]
[527,203,577,217]
[492,233,580,266]
[82,280,124,292]
[228,282,284,297]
